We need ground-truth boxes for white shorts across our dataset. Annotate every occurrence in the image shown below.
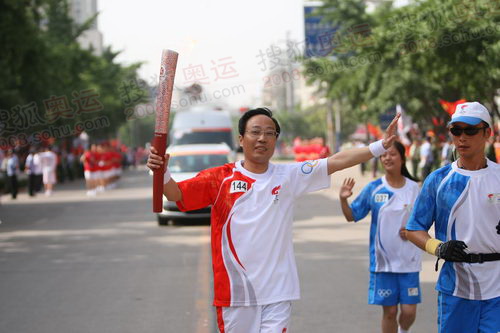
[216,301,291,333]
[102,169,114,179]
[93,170,103,180]
[84,170,95,180]
[112,167,121,176]
[42,169,56,185]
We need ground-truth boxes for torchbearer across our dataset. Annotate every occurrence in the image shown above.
[148,107,400,332]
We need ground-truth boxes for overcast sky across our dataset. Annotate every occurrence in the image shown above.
[98,0,309,108]
[97,0,409,109]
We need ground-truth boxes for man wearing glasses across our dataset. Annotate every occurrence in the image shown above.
[148,107,400,332]
[406,102,500,333]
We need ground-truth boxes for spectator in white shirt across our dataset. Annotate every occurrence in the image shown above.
[419,136,434,180]
[39,146,57,196]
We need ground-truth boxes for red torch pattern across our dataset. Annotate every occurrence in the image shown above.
[152,49,178,212]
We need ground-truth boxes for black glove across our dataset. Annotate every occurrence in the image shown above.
[436,240,468,262]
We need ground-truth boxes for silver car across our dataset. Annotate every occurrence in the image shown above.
[155,143,232,225]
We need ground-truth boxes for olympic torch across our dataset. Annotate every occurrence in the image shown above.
[152,49,178,212]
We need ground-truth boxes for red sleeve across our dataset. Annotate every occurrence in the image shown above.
[176,166,227,212]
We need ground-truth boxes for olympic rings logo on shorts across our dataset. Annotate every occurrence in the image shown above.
[377,289,393,298]
[301,160,319,174]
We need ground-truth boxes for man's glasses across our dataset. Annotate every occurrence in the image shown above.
[449,126,488,136]
[245,130,278,138]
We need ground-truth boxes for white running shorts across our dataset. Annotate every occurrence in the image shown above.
[216,301,291,333]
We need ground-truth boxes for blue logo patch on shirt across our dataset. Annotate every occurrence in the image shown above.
[300,160,319,174]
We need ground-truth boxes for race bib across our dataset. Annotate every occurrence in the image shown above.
[374,193,389,203]
[230,180,248,193]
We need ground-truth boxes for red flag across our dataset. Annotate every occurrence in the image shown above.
[439,99,467,116]
[367,123,382,139]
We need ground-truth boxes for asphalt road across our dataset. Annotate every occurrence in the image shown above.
[0,165,438,333]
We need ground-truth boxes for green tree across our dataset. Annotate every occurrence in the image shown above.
[304,0,500,134]
[0,0,147,148]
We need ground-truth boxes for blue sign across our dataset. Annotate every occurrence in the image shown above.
[304,5,339,58]
[379,107,397,129]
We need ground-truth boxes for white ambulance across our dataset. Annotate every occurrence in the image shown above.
[170,107,235,150]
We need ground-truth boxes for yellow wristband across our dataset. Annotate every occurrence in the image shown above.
[425,238,443,256]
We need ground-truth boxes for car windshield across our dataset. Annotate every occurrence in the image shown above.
[169,154,229,173]
[171,131,234,148]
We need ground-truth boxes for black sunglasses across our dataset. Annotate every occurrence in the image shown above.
[449,126,488,136]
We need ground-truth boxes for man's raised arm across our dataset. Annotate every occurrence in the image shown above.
[327,113,400,175]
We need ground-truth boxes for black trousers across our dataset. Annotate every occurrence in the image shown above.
[422,163,433,181]
[35,174,43,192]
[8,175,18,199]
[28,174,37,196]
[57,165,65,183]
[65,165,74,181]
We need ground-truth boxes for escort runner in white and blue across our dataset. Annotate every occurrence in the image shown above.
[406,102,500,333]
[340,141,421,333]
